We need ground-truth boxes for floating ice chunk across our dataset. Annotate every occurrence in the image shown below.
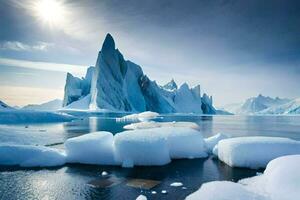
[240,155,300,200]
[65,132,116,165]
[186,181,266,200]
[187,155,300,200]
[0,110,75,124]
[0,144,66,167]
[136,195,147,200]
[161,127,207,159]
[204,133,228,153]
[161,190,168,194]
[151,191,157,194]
[101,171,108,176]
[114,127,207,167]
[118,111,159,122]
[114,129,171,167]
[123,121,200,130]
[217,136,300,169]
[170,182,183,187]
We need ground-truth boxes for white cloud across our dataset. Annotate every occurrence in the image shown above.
[0,41,53,52]
[0,57,88,76]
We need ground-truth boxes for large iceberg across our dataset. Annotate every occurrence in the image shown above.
[186,155,300,200]
[63,33,216,114]
[217,136,300,169]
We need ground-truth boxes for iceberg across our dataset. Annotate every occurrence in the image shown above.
[22,99,62,111]
[186,155,300,200]
[62,33,216,114]
[217,136,300,169]
[65,132,116,165]
[0,100,15,111]
[0,144,66,167]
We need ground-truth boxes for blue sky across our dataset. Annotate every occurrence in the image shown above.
[0,0,300,106]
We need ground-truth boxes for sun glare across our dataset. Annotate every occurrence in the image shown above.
[34,0,66,26]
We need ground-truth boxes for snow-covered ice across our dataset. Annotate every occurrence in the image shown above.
[136,195,147,200]
[186,181,266,200]
[186,155,300,200]
[123,121,200,130]
[170,182,183,187]
[0,144,66,167]
[117,111,159,122]
[65,132,116,165]
[204,133,228,153]
[114,127,207,167]
[0,110,75,124]
[114,129,171,167]
[217,136,300,168]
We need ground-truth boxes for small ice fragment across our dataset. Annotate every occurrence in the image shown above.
[161,190,168,194]
[101,171,108,176]
[182,187,187,190]
[170,182,183,187]
[256,172,262,175]
[151,191,157,194]
[136,195,147,200]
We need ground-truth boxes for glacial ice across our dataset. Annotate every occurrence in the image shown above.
[65,132,116,165]
[63,33,216,114]
[186,155,300,200]
[0,144,66,167]
[217,136,300,169]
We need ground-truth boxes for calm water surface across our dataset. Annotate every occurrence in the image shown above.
[0,114,300,199]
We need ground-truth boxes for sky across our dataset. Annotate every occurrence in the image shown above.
[0,0,300,107]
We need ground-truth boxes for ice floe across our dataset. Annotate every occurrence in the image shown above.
[117,111,159,122]
[65,132,116,165]
[123,121,200,130]
[204,133,228,153]
[186,155,300,200]
[0,144,66,167]
[217,136,300,169]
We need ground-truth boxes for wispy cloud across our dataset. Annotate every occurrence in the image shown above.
[0,57,88,76]
[0,41,53,51]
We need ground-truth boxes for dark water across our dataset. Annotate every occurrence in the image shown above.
[0,114,300,200]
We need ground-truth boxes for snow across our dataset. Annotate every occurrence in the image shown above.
[118,111,159,122]
[65,132,116,165]
[204,133,228,153]
[0,100,15,111]
[0,144,66,167]
[259,98,300,115]
[170,182,183,187]
[63,94,91,110]
[217,136,300,169]
[186,181,266,200]
[114,127,207,167]
[187,155,300,200]
[0,110,75,124]
[22,99,62,111]
[123,121,200,130]
[114,129,171,167]
[136,195,147,200]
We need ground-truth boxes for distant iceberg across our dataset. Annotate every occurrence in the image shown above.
[62,33,216,114]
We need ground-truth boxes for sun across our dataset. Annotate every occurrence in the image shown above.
[33,0,66,26]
